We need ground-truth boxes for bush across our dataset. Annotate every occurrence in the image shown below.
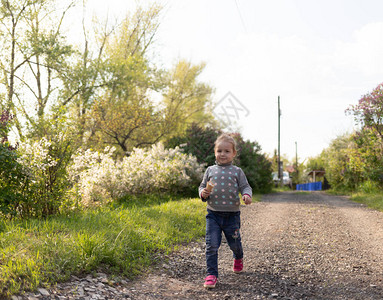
[0,143,27,218]
[68,143,205,205]
[358,180,381,194]
[15,135,74,218]
[232,134,273,193]
[165,123,219,166]
[166,124,273,194]
[0,110,27,218]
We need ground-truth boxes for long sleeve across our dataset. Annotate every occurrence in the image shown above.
[238,168,252,198]
[198,167,210,201]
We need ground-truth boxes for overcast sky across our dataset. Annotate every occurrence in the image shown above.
[75,0,383,161]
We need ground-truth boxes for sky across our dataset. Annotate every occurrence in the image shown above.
[72,0,383,161]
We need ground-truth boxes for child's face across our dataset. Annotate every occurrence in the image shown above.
[215,141,236,165]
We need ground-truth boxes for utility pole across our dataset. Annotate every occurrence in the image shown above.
[278,96,282,186]
[295,141,298,182]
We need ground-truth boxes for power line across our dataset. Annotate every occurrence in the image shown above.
[234,0,247,32]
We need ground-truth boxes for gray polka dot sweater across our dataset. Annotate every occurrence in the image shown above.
[198,163,252,212]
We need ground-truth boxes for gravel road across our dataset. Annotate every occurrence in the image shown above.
[19,191,383,299]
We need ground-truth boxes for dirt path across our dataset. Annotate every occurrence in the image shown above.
[20,192,383,299]
[125,192,383,300]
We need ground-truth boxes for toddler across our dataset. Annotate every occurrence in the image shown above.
[199,134,252,288]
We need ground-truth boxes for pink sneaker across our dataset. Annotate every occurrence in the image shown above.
[233,258,243,273]
[203,275,217,288]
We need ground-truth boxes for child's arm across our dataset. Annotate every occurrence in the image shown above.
[238,168,252,205]
[199,168,211,201]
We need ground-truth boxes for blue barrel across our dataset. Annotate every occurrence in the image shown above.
[296,182,322,191]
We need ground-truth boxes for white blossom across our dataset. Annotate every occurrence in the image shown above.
[67,143,205,206]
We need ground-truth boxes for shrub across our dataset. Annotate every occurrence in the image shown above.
[232,134,273,193]
[15,135,74,218]
[68,143,205,205]
[0,110,27,218]
[358,180,381,194]
[0,143,26,218]
[165,123,219,166]
[166,123,273,194]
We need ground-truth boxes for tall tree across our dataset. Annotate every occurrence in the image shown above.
[346,82,383,138]
[0,0,75,139]
[87,4,165,156]
[162,60,215,138]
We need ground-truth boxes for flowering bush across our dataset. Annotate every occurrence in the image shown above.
[12,134,74,218]
[346,82,383,137]
[17,138,58,177]
[68,143,205,205]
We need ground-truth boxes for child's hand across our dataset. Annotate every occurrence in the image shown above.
[201,188,211,199]
[242,194,252,205]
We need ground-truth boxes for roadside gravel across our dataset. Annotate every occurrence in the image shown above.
[17,192,383,299]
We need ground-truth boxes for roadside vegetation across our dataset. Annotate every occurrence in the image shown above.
[0,195,206,297]
[0,1,273,298]
[350,193,383,212]
[304,82,383,210]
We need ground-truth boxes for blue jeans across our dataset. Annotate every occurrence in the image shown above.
[205,209,243,277]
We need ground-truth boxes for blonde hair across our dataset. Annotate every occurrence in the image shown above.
[214,134,237,152]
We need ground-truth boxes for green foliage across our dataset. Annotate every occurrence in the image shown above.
[346,82,383,137]
[0,0,77,139]
[306,155,325,171]
[0,110,26,217]
[351,128,383,184]
[0,111,76,219]
[358,180,381,194]
[317,133,355,191]
[310,82,383,193]
[13,134,74,218]
[162,60,215,138]
[165,123,219,166]
[0,143,26,217]
[233,134,273,193]
[351,192,383,212]
[0,196,206,297]
[167,124,273,193]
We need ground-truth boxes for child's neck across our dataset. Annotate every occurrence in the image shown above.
[216,161,233,166]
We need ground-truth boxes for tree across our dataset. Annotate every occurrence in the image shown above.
[0,0,76,139]
[232,133,273,193]
[57,13,114,149]
[165,122,219,166]
[86,4,165,156]
[321,133,357,191]
[345,82,383,189]
[346,82,383,138]
[162,60,215,138]
[90,90,163,156]
[306,155,325,172]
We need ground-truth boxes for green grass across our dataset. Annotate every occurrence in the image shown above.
[272,186,293,193]
[0,195,206,297]
[252,194,262,202]
[323,188,383,212]
[350,192,383,212]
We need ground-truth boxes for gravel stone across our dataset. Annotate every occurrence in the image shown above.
[15,192,383,299]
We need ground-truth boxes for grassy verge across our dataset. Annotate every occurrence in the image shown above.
[324,189,383,212]
[272,186,293,193]
[0,195,206,297]
[251,194,262,202]
[350,192,383,212]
